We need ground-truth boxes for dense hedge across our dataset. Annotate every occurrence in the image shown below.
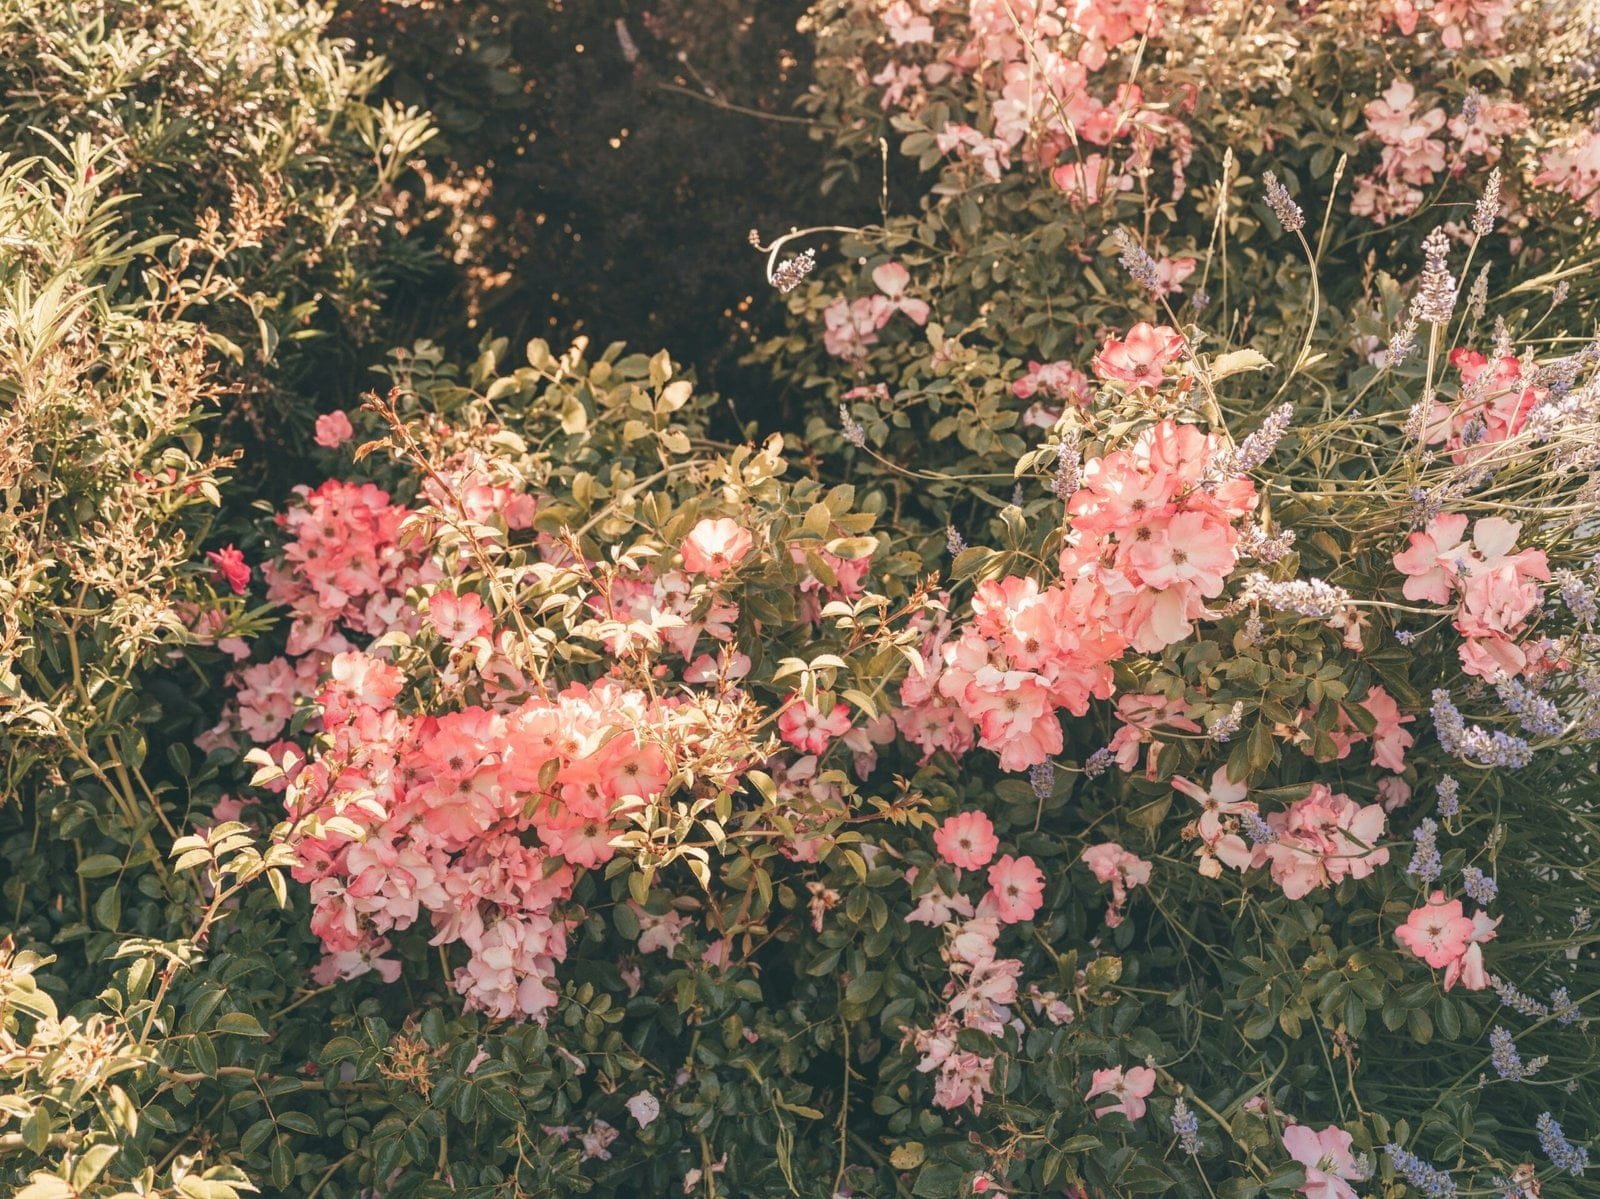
[4,3,1600,1199]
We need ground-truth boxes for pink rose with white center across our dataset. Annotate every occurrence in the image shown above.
[680,517,754,579]
[777,699,852,754]
[1092,323,1186,390]
[984,853,1046,924]
[934,810,1000,871]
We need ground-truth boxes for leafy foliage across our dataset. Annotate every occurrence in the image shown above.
[4,4,1600,1199]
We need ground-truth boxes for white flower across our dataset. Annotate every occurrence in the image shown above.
[626,1090,661,1129]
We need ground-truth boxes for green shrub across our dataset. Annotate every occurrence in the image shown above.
[0,0,437,473]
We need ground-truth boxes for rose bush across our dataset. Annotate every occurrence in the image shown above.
[5,2,1600,1199]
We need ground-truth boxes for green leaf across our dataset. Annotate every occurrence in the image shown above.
[216,1012,268,1038]
[71,1143,120,1187]
[94,885,121,931]
[77,854,123,879]
[241,1118,276,1157]
[913,1162,966,1197]
[320,1037,363,1065]
[275,1111,321,1136]
[178,1178,239,1199]
[189,1033,219,1077]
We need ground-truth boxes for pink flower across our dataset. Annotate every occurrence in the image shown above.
[1081,842,1152,926]
[1085,1065,1156,1121]
[1051,153,1133,207]
[872,261,931,325]
[324,651,404,717]
[1172,768,1251,841]
[314,410,355,449]
[1012,360,1091,405]
[906,874,977,926]
[581,1119,618,1161]
[1254,784,1389,900]
[935,811,1000,871]
[428,590,494,646]
[1281,1124,1369,1199]
[930,1050,996,1113]
[822,296,884,359]
[958,669,1063,771]
[634,904,691,955]
[625,1090,661,1129]
[1535,126,1600,219]
[1393,513,1472,604]
[1395,893,1475,968]
[206,545,252,595]
[681,518,755,579]
[1151,256,1196,297]
[1173,768,1257,877]
[778,700,852,754]
[985,854,1045,924]
[881,0,934,44]
[1443,909,1499,991]
[1124,510,1237,596]
[1091,323,1186,390]
[1359,685,1414,772]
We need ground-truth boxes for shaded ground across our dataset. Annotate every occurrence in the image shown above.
[334,0,867,409]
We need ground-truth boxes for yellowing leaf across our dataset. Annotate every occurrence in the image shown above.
[1209,348,1273,379]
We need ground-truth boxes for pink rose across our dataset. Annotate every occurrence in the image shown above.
[935,811,1000,871]
[1281,1124,1368,1199]
[1091,323,1186,390]
[985,854,1045,924]
[314,410,355,449]
[206,545,251,594]
[1085,1065,1156,1121]
[681,518,755,579]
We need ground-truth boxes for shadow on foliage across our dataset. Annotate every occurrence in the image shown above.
[332,0,877,430]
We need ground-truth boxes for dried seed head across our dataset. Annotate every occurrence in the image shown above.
[769,247,816,293]
[1473,167,1501,236]
[1414,228,1457,325]
[1262,171,1305,233]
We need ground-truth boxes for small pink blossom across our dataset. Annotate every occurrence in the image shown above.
[1081,842,1152,926]
[1395,892,1475,968]
[872,261,932,325]
[1443,909,1500,991]
[314,410,355,449]
[778,699,852,754]
[1173,768,1257,878]
[1092,323,1186,390]
[207,545,251,595]
[1359,685,1414,773]
[428,590,494,646]
[1085,1064,1156,1121]
[985,853,1046,924]
[680,518,755,578]
[935,810,1000,871]
[1012,360,1091,405]
[881,0,934,44]
[626,1090,661,1129]
[1253,784,1389,900]
[1281,1124,1369,1199]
